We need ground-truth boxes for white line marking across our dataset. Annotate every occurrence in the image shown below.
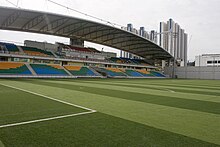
[0,111,96,129]
[0,83,97,129]
[0,83,95,111]
[164,89,176,93]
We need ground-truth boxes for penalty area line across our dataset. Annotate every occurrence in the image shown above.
[0,111,96,129]
[0,83,96,112]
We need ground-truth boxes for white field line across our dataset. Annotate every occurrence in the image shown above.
[0,83,95,111]
[0,83,97,129]
[164,89,176,93]
[0,111,96,129]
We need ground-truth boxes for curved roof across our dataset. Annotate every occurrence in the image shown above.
[0,6,172,59]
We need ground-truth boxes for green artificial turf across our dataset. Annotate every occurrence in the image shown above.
[0,140,4,147]
[0,84,86,125]
[22,79,220,114]
[0,79,220,146]
[0,112,217,147]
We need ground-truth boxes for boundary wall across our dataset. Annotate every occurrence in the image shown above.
[164,66,220,79]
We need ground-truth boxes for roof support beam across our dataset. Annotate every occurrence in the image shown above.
[68,24,100,37]
[40,18,69,32]
[79,26,108,39]
[1,11,21,27]
[55,21,86,35]
[101,33,129,43]
[22,15,45,30]
[126,44,160,52]
[89,29,119,41]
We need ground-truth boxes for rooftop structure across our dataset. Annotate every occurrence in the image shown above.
[0,6,172,60]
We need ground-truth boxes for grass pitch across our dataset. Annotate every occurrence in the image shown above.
[0,79,219,147]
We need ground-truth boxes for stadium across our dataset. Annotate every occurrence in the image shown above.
[0,3,220,147]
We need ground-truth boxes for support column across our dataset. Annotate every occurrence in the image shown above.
[70,37,84,47]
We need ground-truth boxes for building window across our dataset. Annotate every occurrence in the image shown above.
[207,61,212,64]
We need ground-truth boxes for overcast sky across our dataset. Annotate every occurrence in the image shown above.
[0,0,220,61]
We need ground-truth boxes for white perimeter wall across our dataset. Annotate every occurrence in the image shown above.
[164,66,220,79]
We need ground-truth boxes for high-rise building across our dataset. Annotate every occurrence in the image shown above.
[159,19,188,66]
[120,24,157,59]
[150,30,158,44]
[139,27,149,39]
[121,24,140,59]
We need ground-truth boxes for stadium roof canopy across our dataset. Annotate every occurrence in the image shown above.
[0,6,173,59]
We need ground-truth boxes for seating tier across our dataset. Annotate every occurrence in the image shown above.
[64,66,97,76]
[150,71,166,77]
[123,69,143,77]
[0,42,19,52]
[30,64,68,76]
[100,68,126,77]
[0,62,31,75]
[21,46,53,57]
[136,70,154,77]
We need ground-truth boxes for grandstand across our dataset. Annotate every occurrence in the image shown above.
[0,40,166,78]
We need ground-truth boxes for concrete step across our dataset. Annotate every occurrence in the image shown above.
[61,66,73,76]
[25,63,37,76]
[89,67,103,76]
[51,51,58,58]
[17,46,24,53]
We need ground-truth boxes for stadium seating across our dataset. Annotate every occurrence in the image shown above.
[136,69,155,77]
[131,59,150,66]
[122,69,143,77]
[150,71,166,77]
[109,58,150,66]
[30,64,68,76]
[0,42,19,52]
[0,62,31,75]
[120,58,136,64]
[99,68,127,77]
[87,47,101,53]
[64,66,97,76]
[0,41,167,78]
[109,57,123,64]
[66,45,101,53]
[21,46,54,57]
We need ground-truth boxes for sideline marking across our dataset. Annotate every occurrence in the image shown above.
[0,83,97,129]
[0,83,95,111]
[0,111,96,129]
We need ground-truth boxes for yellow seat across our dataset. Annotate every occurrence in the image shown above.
[136,69,150,74]
[107,68,123,73]
[64,66,82,71]
[0,62,24,69]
